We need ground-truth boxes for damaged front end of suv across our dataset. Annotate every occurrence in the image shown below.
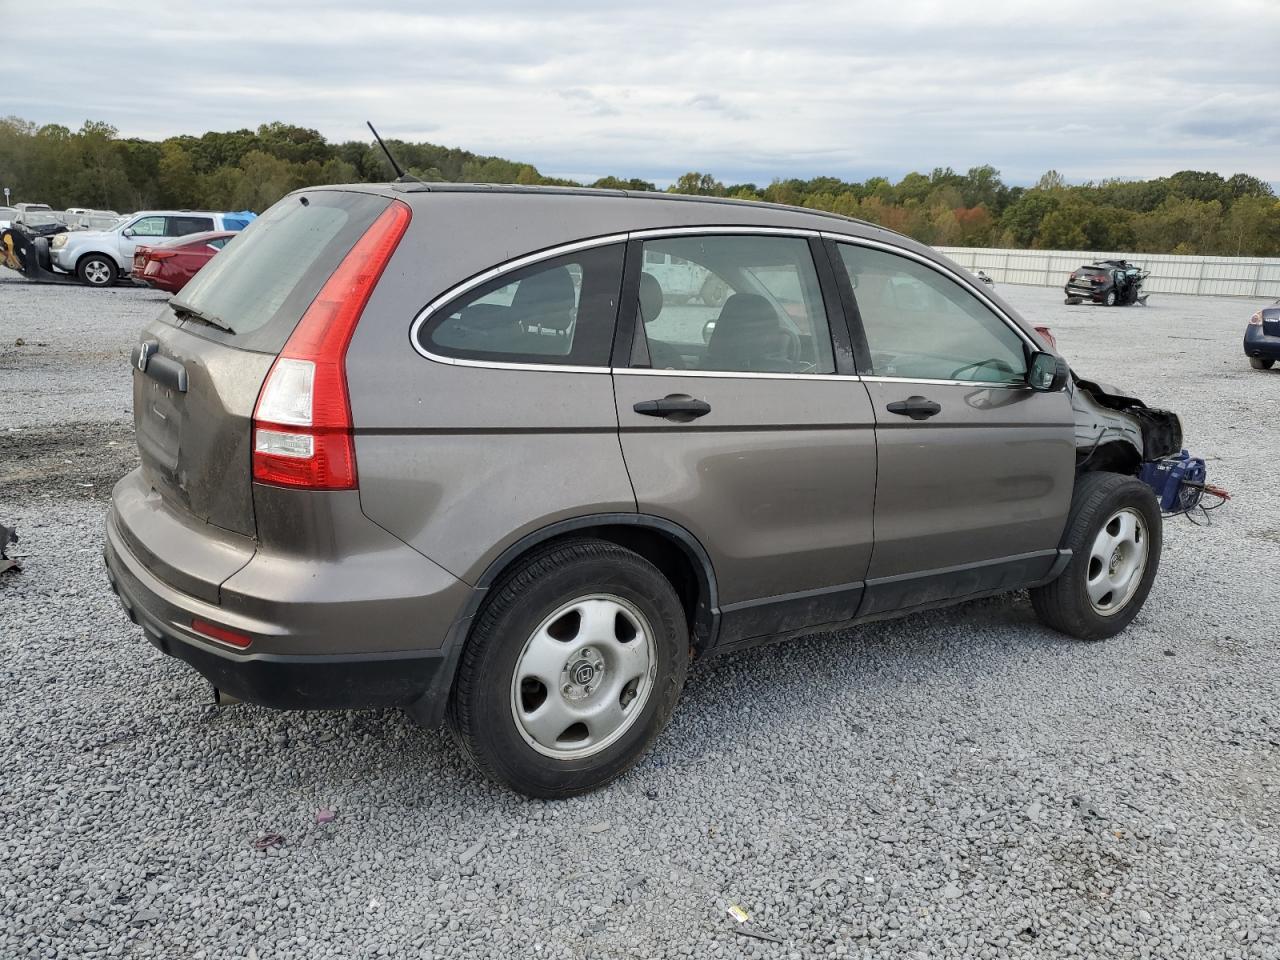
[1071,374,1182,474]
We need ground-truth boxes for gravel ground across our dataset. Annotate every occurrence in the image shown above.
[1,272,1278,959]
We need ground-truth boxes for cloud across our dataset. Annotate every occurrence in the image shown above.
[559,88,620,117]
[685,94,749,121]
[5,0,1279,185]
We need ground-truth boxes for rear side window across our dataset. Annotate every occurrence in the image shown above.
[419,244,625,367]
[633,234,836,374]
[173,191,390,353]
[168,215,215,236]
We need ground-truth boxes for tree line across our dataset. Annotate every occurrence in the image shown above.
[2,117,1277,256]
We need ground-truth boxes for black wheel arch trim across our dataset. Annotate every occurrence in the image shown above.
[408,512,721,727]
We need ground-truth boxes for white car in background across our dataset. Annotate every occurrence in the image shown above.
[49,210,252,287]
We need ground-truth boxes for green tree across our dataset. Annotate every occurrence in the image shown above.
[670,172,724,196]
[1000,192,1060,246]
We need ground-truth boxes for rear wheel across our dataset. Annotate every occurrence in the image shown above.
[1102,289,1117,306]
[448,539,688,797]
[76,254,117,287]
[1031,472,1161,641]
[1250,357,1275,370]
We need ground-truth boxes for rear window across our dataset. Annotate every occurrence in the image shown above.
[173,191,389,353]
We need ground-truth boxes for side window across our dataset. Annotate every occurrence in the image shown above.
[634,235,835,374]
[129,216,167,237]
[207,237,229,250]
[168,216,215,236]
[837,244,1027,383]
[421,243,624,366]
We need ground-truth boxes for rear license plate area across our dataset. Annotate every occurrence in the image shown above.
[136,377,182,474]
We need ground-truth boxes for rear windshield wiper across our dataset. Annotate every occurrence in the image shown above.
[168,298,235,334]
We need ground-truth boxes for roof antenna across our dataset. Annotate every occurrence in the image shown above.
[367,121,420,183]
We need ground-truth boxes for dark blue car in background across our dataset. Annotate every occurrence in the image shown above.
[1246,300,1280,370]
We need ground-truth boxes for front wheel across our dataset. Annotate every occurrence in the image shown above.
[76,254,117,287]
[1250,357,1275,370]
[448,539,688,797]
[1031,472,1162,641]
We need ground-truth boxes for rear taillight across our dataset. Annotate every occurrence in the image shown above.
[1249,311,1263,326]
[251,200,411,490]
[148,250,178,260]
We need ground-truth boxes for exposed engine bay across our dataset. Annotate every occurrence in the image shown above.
[1070,373,1183,469]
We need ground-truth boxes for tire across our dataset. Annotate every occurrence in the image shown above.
[447,538,688,797]
[1030,472,1162,641]
[1103,289,1117,306]
[76,254,117,287]
[1250,357,1275,370]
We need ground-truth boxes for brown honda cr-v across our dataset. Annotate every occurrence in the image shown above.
[104,183,1183,796]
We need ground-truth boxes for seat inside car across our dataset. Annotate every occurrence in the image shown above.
[639,271,684,369]
[707,293,795,372]
[512,266,576,337]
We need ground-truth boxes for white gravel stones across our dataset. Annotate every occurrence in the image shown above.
[1,274,1278,958]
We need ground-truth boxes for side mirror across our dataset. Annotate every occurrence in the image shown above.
[1028,351,1069,392]
[702,319,716,344]
[122,228,135,238]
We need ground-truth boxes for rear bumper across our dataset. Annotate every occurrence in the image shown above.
[1244,325,1280,359]
[1064,285,1103,301]
[103,474,474,717]
[103,520,449,710]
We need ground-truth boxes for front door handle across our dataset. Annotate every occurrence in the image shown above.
[886,395,941,420]
[633,394,711,422]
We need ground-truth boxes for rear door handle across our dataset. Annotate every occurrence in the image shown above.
[633,394,711,421]
[886,395,941,420]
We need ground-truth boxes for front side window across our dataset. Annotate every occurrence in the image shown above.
[634,235,835,374]
[421,244,624,366]
[837,244,1027,384]
[129,216,167,237]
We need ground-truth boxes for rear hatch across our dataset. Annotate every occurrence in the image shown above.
[131,190,392,546]
[1068,267,1107,290]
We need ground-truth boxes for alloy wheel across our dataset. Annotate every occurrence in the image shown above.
[1086,507,1149,616]
[509,594,655,760]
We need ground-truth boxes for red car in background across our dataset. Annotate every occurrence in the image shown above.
[133,230,235,294]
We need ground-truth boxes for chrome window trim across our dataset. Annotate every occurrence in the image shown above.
[407,226,1036,381]
[860,375,1030,390]
[614,367,858,382]
[629,225,822,240]
[820,232,1037,350]
[409,233,628,365]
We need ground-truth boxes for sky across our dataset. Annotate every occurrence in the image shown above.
[7,0,1279,188]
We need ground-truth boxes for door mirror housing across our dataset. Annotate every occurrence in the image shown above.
[122,228,135,238]
[1027,351,1069,392]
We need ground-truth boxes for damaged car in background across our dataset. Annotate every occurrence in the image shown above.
[103,181,1217,798]
[1065,259,1150,306]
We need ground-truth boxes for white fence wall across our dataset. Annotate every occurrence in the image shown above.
[936,247,1280,299]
